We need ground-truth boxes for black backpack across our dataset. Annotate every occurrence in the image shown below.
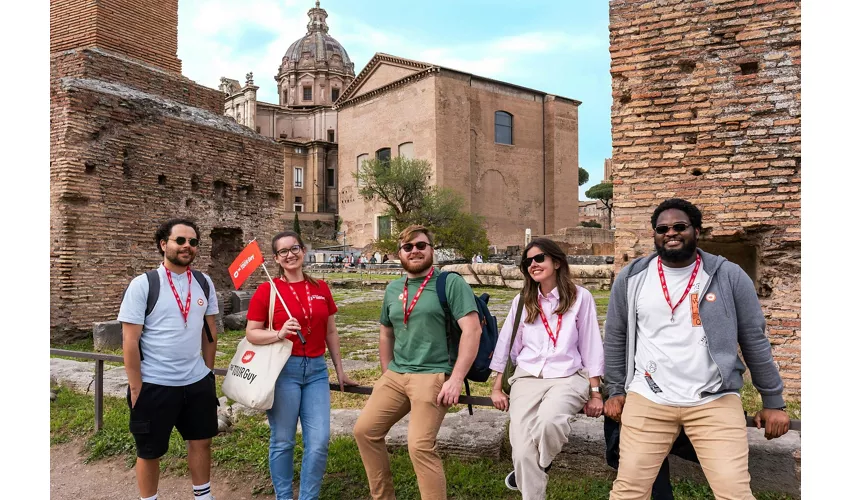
[122,269,214,360]
[436,271,499,415]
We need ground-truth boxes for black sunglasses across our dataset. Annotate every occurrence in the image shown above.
[654,223,691,235]
[275,245,303,257]
[400,241,431,252]
[522,253,547,269]
[170,237,199,247]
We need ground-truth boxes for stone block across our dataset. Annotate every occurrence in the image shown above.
[505,279,524,290]
[230,290,253,314]
[478,274,506,287]
[93,320,122,351]
[471,263,503,276]
[223,311,248,331]
[441,264,472,275]
[502,266,524,281]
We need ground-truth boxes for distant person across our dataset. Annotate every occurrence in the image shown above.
[382,254,389,264]
[605,198,790,499]
[489,238,603,499]
[118,218,219,500]
[353,225,482,500]
[374,251,382,264]
[245,231,358,500]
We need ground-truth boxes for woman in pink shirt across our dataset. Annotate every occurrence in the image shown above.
[489,238,605,499]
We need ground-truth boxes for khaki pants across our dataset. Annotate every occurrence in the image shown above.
[508,367,589,500]
[610,392,755,500]
[353,370,449,500]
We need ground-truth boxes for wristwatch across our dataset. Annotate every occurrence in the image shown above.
[591,386,600,394]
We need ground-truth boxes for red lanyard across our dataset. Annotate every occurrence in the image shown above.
[282,277,313,335]
[403,267,435,325]
[657,254,701,321]
[537,296,563,347]
[165,267,192,327]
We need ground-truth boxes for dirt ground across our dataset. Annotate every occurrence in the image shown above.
[50,441,276,500]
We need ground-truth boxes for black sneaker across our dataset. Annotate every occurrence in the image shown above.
[505,470,518,491]
[544,463,552,473]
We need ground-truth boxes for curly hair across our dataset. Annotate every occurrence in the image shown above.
[154,218,200,255]
[651,198,703,230]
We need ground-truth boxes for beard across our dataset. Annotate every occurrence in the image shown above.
[655,238,697,263]
[401,252,433,274]
[166,248,196,268]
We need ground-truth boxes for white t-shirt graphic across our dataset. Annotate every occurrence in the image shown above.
[628,257,732,406]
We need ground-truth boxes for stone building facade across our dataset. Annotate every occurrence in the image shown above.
[579,200,611,229]
[221,2,354,214]
[49,0,334,340]
[335,53,581,248]
[609,0,801,394]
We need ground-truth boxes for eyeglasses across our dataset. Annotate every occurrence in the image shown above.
[275,245,302,257]
[654,223,691,235]
[522,253,546,269]
[169,237,199,247]
[400,241,431,253]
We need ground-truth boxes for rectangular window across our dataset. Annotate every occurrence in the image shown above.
[356,154,368,187]
[295,147,306,154]
[332,88,340,102]
[495,111,513,145]
[328,130,335,143]
[376,148,391,164]
[378,215,392,240]
[327,168,335,188]
[294,167,303,189]
[295,196,302,203]
[303,86,312,101]
[294,203,304,212]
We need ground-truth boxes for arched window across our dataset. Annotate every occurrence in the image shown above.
[376,148,391,163]
[398,142,414,158]
[356,154,368,186]
[495,111,513,145]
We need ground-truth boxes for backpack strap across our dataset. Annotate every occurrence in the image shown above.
[190,269,214,344]
[437,271,476,416]
[144,270,159,316]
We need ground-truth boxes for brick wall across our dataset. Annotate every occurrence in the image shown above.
[609,0,801,395]
[50,0,181,73]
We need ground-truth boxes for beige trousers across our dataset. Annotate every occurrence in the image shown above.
[353,370,449,500]
[508,366,590,500]
[610,392,755,500]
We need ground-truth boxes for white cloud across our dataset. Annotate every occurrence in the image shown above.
[177,1,606,103]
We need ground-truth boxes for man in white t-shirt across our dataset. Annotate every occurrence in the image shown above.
[603,199,790,500]
[119,219,220,500]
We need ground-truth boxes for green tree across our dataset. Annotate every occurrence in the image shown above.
[293,211,301,235]
[585,182,614,228]
[354,155,431,215]
[355,156,490,260]
[580,220,602,228]
[579,167,590,187]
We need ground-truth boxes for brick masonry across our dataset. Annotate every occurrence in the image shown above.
[49,0,313,340]
[609,0,801,395]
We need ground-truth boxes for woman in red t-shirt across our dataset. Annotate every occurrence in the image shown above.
[245,230,358,500]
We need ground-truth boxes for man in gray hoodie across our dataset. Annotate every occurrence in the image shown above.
[604,198,790,500]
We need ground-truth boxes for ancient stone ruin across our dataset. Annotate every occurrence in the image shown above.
[609,0,801,394]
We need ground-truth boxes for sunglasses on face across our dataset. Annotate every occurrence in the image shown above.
[275,245,302,257]
[522,253,547,269]
[169,237,199,247]
[400,241,431,253]
[654,223,691,235]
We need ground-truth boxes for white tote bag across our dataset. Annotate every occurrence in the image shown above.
[222,282,293,410]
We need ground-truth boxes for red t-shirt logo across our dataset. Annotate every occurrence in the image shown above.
[242,351,255,364]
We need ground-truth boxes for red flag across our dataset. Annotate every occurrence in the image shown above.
[228,240,264,289]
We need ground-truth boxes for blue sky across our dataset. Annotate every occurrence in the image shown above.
[177,0,612,198]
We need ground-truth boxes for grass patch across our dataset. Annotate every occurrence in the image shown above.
[335,300,384,325]
[50,387,795,499]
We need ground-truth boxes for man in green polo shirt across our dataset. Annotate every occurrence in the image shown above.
[353,224,482,500]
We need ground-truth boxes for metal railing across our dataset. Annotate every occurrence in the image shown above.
[50,348,800,434]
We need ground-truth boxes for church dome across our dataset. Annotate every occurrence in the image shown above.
[280,2,354,75]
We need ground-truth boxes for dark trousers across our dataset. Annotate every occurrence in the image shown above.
[604,416,700,500]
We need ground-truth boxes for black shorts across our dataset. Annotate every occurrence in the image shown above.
[126,371,219,459]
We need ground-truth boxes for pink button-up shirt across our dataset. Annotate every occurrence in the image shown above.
[490,285,604,379]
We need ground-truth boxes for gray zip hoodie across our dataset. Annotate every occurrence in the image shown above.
[604,248,786,409]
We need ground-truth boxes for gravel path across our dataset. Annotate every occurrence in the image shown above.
[50,441,275,500]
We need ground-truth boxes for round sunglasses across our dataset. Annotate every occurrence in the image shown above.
[169,237,199,247]
[654,223,691,234]
[400,241,432,253]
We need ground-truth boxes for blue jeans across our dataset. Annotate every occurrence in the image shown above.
[267,355,331,500]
